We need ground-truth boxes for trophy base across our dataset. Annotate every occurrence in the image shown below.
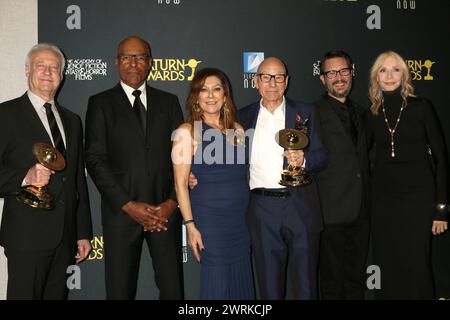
[16,185,54,210]
[279,169,312,187]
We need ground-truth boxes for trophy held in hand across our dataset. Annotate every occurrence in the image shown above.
[16,143,66,210]
[275,114,312,187]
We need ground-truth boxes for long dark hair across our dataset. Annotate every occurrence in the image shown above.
[186,67,237,131]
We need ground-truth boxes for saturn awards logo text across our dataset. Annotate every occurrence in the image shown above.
[148,58,202,81]
[65,58,108,81]
[406,59,435,81]
[88,236,104,260]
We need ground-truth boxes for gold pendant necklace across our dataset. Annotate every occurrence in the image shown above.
[382,101,406,158]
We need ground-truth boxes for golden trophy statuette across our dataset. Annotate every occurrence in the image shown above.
[276,129,312,187]
[16,143,66,209]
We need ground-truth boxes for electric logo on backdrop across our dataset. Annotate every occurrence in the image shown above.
[148,58,202,81]
[243,52,264,89]
[244,52,264,73]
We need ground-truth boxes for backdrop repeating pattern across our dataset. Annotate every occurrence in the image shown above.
[37,0,450,299]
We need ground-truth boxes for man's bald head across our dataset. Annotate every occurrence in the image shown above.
[256,57,287,75]
[255,57,289,110]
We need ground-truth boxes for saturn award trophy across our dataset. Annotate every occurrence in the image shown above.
[16,142,66,210]
[275,115,312,187]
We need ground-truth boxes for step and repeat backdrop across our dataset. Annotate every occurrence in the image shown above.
[37,0,450,299]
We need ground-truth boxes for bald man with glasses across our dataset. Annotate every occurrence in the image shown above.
[239,57,328,299]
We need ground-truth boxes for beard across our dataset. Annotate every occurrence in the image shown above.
[328,79,352,98]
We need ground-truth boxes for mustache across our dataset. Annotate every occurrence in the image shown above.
[332,79,348,86]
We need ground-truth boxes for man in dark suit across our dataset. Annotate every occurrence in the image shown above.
[239,57,327,299]
[314,50,370,299]
[85,36,184,299]
[0,43,93,299]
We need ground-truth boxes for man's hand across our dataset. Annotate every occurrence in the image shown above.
[155,199,177,221]
[24,163,54,186]
[188,172,198,190]
[75,239,92,263]
[432,220,448,235]
[283,150,305,168]
[122,201,168,231]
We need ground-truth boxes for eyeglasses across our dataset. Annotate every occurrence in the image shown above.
[118,54,150,64]
[257,73,287,83]
[322,67,352,79]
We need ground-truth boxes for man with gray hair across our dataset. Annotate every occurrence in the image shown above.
[0,43,92,299]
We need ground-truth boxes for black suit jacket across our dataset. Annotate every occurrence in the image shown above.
[85,83,184,227]
[314,96,370,224]
[0,93,93,251]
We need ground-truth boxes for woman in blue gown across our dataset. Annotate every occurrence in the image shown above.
[173,68,255,299]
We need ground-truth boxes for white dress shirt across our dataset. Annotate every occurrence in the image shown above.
[27,90,67,148]
[120,81,147,110]
[249,97,286,190]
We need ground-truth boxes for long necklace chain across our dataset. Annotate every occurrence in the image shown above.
[382,101,406,158]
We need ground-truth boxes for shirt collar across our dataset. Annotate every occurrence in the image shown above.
[120,81,146,97]
[27,90,54,113]
[259,96,285,118]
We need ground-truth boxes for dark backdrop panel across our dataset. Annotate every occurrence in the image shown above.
[37,0,450,299]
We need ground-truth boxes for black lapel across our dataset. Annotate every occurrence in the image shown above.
[248,102,260,130]
[145,85,163,147]
[114,84,146,143]
[285,98,296,130]
[322,97,355,147]
[20,94,54,145]
[55,103,71,160]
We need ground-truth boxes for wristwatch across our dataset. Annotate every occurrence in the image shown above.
[436,203,448,212]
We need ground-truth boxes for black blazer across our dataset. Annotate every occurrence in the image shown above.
[85,84,184,227]
[314,96,370,224]
[0,93,92,251]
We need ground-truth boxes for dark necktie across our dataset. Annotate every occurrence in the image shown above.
[132,90,147,134]
[345,102,359,147]
[43,103,66,154]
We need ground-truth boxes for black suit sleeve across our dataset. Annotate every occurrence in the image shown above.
[304,105,328,173]
[422,100,448,220]
[85,96,132,213]
[0,106,28,196]
[167,96,184,202]
[74,116,93,240]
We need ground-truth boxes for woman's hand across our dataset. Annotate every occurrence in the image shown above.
[187,223,205,263]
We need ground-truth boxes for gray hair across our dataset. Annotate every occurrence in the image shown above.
[25,43,66,77]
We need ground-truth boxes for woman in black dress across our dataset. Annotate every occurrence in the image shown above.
[367,51,448,299]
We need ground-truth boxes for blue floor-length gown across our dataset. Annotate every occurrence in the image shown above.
[190,123,255,299]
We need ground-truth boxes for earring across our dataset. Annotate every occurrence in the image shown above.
[194,102,201,113]
[222,101,228,114]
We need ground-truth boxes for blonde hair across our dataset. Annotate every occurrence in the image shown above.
[368,51,415,115]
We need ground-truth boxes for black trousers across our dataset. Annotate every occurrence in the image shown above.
[103,211,184,300]
[5,237,76,300]
[319,212,370,300]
